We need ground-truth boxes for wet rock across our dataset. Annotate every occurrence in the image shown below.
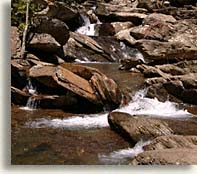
[143,135,197,151]
[11,86,30,106]
[11,26,21,58]
[31,16,70,45]
[108,112,173,143]
[28,33,61,53]
[131,148,197,165]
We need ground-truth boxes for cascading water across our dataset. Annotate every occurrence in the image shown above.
[98,140,151,165]
[25,89,194,129]
[76,14,98,36]
[20,78,39,110]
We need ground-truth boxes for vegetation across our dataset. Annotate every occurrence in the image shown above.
[11,0,86,31]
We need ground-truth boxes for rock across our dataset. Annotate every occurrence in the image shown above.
[108,112,173,143]
[115,28,136,45]
[135,39,197,63]
[96,23,115,36]
[119,57,143,70]
[31,16,70,45]
[143,13,177,24]
[11,26,21,58]
[108,112,197,143]
[96,1,147,24]
[131,148,197,165]
[143,135,197,151]
[154,7,197,20]
[11,59,30,89]
[111,22,134,34]
[35,1,83,30]
[64,32,137,62]
[168,0,197,7]
[117,18,197,63]
[29,64,122,111]
[11,86,30,106]
[28,33,61,53]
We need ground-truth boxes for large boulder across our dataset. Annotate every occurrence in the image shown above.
[28,33,61,53]
[31,16,70,45]
[108,112,197,143]
[29,64,122,111]
[108,112,173,143]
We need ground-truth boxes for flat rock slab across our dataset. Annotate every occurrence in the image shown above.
[108,112,173,143]
[143,135,197,151]
[131,148,197,165]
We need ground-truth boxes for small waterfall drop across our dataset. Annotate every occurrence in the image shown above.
[20,78,39,110]
[98,140,151,164]
[76,14,100,36]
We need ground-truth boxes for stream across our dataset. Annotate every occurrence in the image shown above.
[12,84,195,164]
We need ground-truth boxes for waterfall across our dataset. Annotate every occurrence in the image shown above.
[20,78,39,110]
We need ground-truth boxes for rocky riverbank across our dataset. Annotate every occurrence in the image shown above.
[11,0,197,165]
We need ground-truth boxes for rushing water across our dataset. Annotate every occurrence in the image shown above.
[20,78,39,110]
[25,89,193,130]
[98,140,151,165]
[76,14,100,36]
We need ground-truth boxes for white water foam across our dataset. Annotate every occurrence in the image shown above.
[76,14,97,36]
[25,113,108,130]
[98,140,151,165]
[25,89,193,129]
[20,78,39,111]
[117,89,193,118]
